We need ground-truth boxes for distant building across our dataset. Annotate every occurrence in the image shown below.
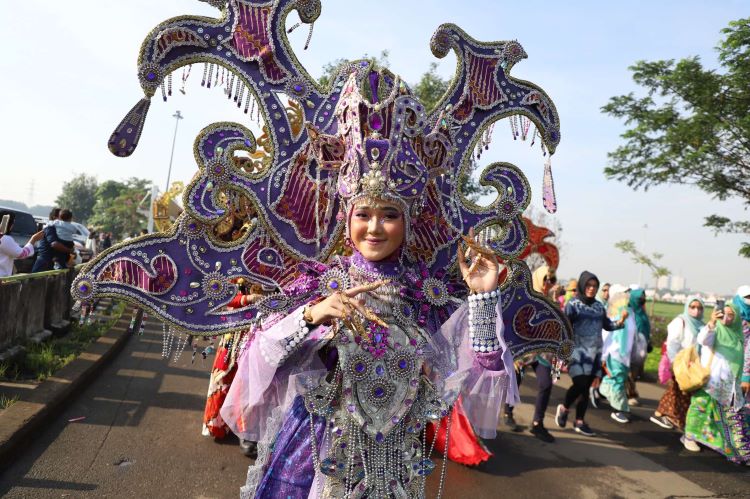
[670,275,686,292]
[657,275,670,289]
[656,275,687,292]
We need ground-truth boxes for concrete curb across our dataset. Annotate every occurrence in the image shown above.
[0,310,135,471]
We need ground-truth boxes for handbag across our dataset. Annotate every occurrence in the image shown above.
[673,345,714,393]
[657,350,671,385]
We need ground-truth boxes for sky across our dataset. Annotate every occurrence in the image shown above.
[1,0,748,295]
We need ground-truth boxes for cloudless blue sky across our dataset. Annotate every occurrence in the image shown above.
[1,0,748,294]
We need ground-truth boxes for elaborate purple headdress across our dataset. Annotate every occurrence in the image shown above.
[73,0,571,359]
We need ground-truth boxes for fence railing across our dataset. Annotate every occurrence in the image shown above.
[0,267,79,351]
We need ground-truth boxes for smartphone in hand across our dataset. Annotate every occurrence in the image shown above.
[715,299,726,318]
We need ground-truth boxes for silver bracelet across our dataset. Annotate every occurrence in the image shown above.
[468,290,500,353]
[260,307,311,366]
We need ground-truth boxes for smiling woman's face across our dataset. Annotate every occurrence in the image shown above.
[349,199,405,261]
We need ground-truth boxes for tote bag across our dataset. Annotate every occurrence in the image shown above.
[673,345,713,393]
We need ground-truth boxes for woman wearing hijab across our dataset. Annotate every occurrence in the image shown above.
[555,271,625,436]
[626,289,651,405]
[504,265,558,442]
[733,285,750,397]
[650,296,705,430]
[682,303,750,462]
[589,282,612,408]
[599,285,635,423]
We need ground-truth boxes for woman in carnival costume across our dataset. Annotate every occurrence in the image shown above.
[71,0,572,496]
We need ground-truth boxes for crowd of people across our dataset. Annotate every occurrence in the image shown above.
[500,265,750,465]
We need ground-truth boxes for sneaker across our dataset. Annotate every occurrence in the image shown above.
[239,439,258,458]
[573,422,595,436]
[589,386,600,409]
[530,423,555,443]
[650,415,674,430]
[611,411,629,424]
[680,436,700,453]
[628,397,640,406]
[555,404,568,428]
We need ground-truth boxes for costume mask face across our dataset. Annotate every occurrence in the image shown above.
[349,199,405,262]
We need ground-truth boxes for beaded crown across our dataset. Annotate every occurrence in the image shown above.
[72,0,572,360]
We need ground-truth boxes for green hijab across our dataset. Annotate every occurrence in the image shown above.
[714,303,744,379]
[628,289,651,340]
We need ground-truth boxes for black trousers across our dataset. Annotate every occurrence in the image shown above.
[505,362,553,424]
[563,374,595,421]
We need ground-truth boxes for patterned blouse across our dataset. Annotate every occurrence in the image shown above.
[565,298,619,377]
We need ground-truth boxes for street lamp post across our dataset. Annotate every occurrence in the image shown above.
[149,110,184,234]
[165,110,184,193]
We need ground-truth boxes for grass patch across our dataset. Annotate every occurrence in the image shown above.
[0,393,19,410]
[642,299,714,377]
[2,300,126,382]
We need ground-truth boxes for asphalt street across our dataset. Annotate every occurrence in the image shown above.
[1,320,748,498]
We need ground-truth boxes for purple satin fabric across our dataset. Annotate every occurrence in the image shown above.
[256,395,326,498]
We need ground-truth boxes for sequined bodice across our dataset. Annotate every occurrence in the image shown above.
[303,263,450,497]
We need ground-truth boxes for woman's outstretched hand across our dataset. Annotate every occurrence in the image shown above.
[306,280,389,326]
[458,227,500,294]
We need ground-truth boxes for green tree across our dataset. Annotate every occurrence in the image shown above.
[55,174,98,223]
[602,18,750,257]
[89,177,151,237]
[413,62,449,112]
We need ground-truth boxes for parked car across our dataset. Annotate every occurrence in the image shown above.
[0,206,38,273]
[70,222,93,262]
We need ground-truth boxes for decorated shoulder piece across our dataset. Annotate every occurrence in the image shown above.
[72,0,571,361]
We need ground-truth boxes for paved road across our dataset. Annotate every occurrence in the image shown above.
[1,320,748,498]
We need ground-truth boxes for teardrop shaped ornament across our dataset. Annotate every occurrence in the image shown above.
[542,156,557,214]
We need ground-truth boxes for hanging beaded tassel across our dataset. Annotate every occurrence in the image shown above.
[304,22,315,50]
[167,73,173,97]
[244,91,252,114]
[208,64,216,88]
[520,116,531,141]
[201,63,208,87]
[139,313,147,335]
[227,73,234,98]
[79,304,88,325]
[173,331,191,363]
[542,154,557,214]
[180,65,191,95]
[160,82,167,102]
